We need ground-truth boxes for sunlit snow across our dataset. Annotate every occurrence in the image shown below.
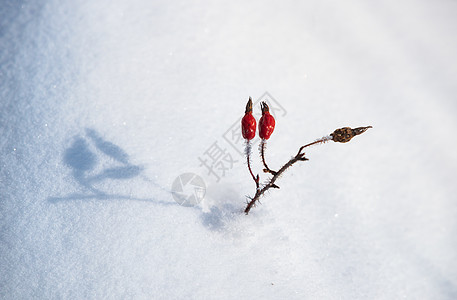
[1,0,457,299]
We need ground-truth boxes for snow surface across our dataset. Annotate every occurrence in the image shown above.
[1,0,457,299]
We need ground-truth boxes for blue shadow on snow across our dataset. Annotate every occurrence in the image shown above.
[48,128,173,205]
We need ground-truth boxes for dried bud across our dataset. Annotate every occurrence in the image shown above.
[245,97,253,114]
[331,126,372,143]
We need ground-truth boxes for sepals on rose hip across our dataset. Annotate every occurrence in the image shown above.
[259,102,275,140]
[241,97,256,140]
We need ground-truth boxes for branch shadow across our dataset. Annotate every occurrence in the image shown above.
[48,128,175,206]
[50,128,248,229]
[48,193,175,206]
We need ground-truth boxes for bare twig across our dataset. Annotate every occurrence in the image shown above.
[260,140,277,176]
[245,141,260,190]
[244,126,372,214]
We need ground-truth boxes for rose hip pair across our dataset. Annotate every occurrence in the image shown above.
[241,98,275,141]
[241,97,373,214]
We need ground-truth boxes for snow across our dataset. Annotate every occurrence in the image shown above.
[1,0,457,299]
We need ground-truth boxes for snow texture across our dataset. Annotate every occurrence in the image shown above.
[1,0,457,299]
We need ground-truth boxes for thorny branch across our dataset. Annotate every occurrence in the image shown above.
[245,142,260,190]
[244,126,372,214]
[260,140,277,176]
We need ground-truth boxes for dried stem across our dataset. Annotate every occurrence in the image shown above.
[245,138,322,214]
[244,126,372,214]
[244,151,306,214]
[260,140,277,176]
[245,141,259,189]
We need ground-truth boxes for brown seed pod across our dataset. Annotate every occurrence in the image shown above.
[331,126,372,143]
[331,127,354,143]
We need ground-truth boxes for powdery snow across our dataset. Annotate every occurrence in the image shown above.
[1,0,457,299]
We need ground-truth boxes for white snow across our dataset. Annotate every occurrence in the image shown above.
[2,0,457,299]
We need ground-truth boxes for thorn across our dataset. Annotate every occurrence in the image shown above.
[298,154,309,161]
[271,184,280,189]
[263,168,278,175]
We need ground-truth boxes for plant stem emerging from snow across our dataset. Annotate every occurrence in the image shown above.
[245,141,259,190]
[260,140,277,176]
[244,126,372,214]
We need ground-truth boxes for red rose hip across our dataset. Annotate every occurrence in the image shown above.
[259,102,275,140]
[241,98,256,140]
